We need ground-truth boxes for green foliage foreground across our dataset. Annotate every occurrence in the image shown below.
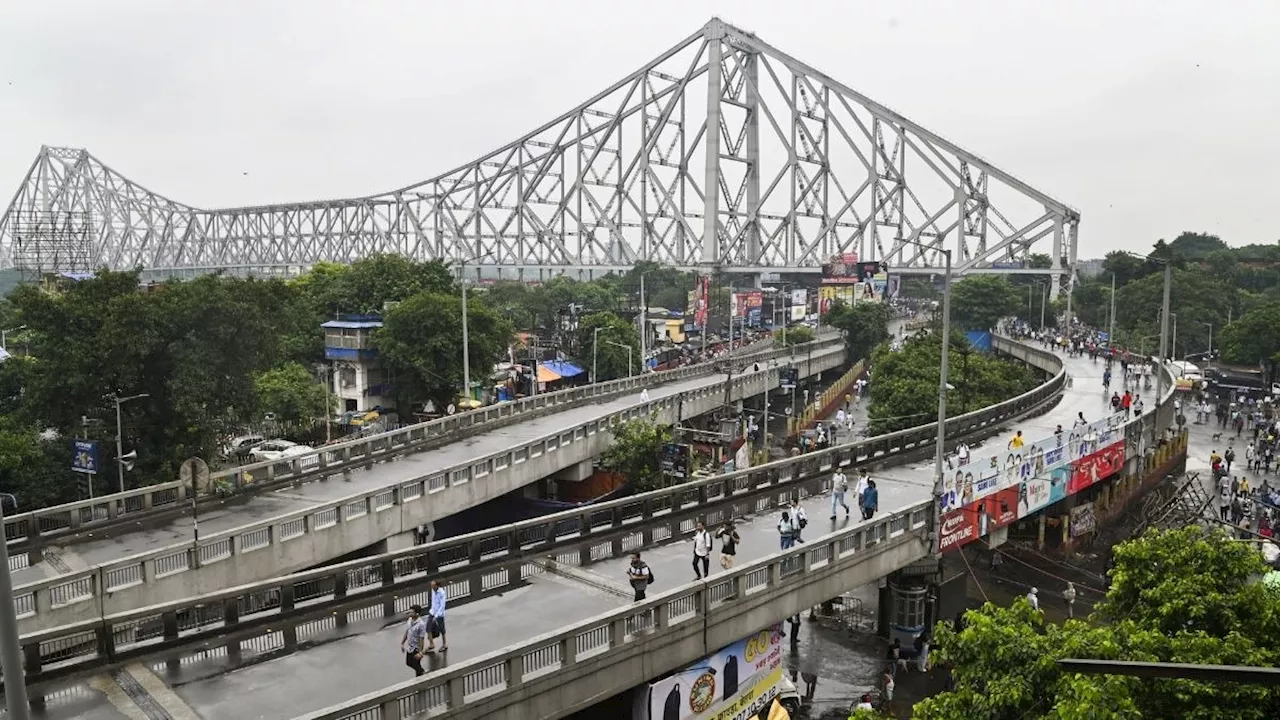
[867,331,1038,434]
[917,527,1280,720]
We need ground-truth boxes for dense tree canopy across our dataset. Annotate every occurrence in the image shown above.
[867,331,1039,434]
[917,527,1280,719]
[375,292,513,407]
[948,275,1021,332]
[1070,232,1280,368]
[825,301,892,361]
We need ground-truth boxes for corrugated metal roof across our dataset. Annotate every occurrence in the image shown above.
[322,320,383,329]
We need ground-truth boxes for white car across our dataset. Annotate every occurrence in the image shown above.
[247,440,317,467]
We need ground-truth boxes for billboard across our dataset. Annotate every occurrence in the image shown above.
[938,412,1128,552]
[820,253,860,280]
[644,624,785,720]
[732,291,764,327]
[688,275,711,329]
[661,443,691,479]
[789,289,807,322]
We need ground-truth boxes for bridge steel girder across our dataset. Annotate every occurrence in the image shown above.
[0,18,1080,286]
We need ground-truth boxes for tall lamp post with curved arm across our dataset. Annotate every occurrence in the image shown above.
[891,241,952,556]
[0,492,30,719]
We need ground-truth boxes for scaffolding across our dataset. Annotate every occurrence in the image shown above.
[8,209,93,282]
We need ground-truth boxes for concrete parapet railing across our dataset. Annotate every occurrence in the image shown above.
[291,501,935,720]
[11,343,850,633]
[12,334,1066,682]
[2,335,811,553]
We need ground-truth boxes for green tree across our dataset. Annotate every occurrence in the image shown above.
[867,331,1037,434]
[825,301,891,361]
[1219,304,1280,371]
[779,325,816,346]
[577,311,640,381]
[375,292,513,408]
[599,418,673,492]
[0,418,78,509]
[917,528,1280,720]
[948,275,1020,331]
[254,362,330,425]
[1167,231,1229,261]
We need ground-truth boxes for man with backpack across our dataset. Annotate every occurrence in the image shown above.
[627,552,654,601]
[831,469,851,519]
[716,521,741,569]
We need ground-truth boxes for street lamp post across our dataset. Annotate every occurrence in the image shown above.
[892,241,952,556]
[457,250,496,406]
[0,493,29,720]
[1198,321,1213,357]
[592,327,602,382]
[112,392,149,494]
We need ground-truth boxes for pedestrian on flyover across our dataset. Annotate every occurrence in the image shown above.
[627,552,654,601]
[691,522,712,580]
[790,499,808,542]
[425,579,448,652]
[716,521,740,569]
[640,388,650,402]
[778,510,797,550]
[831,468,851,519]
[860,480,879,520]
[1063,582,1077,618]
[400,604,429,677]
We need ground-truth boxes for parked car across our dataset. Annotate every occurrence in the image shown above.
[247,440,318,467]
[221,434,266,462]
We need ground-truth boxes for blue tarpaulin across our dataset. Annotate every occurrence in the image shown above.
[965,331,993,352]
[541,360,585,378]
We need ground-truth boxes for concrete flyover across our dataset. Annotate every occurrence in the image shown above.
[9,334,1073,709]
[2,335,787,561]
[12,333,1064,686]
[11,339,848,633]
[294,337,1180,720]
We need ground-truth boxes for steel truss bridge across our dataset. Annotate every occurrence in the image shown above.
[0,17,1080,293]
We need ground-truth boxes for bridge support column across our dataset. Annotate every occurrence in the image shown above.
[701,23,724,264]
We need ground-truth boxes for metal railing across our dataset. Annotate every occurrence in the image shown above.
[12,334,1066,681]
[2,334,818,551]
[10,342,850,631]
[296,338,1190,720]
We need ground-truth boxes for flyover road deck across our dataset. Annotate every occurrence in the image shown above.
[13,359,828,589]
[12,348,1104,720]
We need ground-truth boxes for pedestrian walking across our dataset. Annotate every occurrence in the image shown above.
[400,604,428,677]
[716,521,740,569]
[425,579,448,651]
[691,522,712,579]
[1027,587,1040,611]
[1063,582,1077,618]
[860,479,879,520]
[627,552,654,601]
[790,499,808,542]
[830,469,850,519]
[778,511,797,550]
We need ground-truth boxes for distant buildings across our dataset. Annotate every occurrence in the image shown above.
[1075,258,1105,279]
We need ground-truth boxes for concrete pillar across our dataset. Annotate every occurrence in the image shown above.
[885,577,929,645]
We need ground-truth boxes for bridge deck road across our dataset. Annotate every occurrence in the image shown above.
[14,369,762,587]
[18,348,1102,720]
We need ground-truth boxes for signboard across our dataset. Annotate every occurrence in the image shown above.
[72,440,99,475]
[660,443,691,479]
[938,506,978,552]
[1070,502,1097,537]
[820,253,860,279]
[644,624,784,720]
[731,291,763,325]
[778,367,798,391]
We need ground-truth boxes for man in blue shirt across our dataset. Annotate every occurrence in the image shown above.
[400,604,428,676]
[426,580,448,652]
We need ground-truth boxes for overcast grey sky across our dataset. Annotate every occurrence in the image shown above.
[2,0,1276,258]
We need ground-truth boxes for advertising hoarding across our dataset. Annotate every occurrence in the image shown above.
[644,624,786,720]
